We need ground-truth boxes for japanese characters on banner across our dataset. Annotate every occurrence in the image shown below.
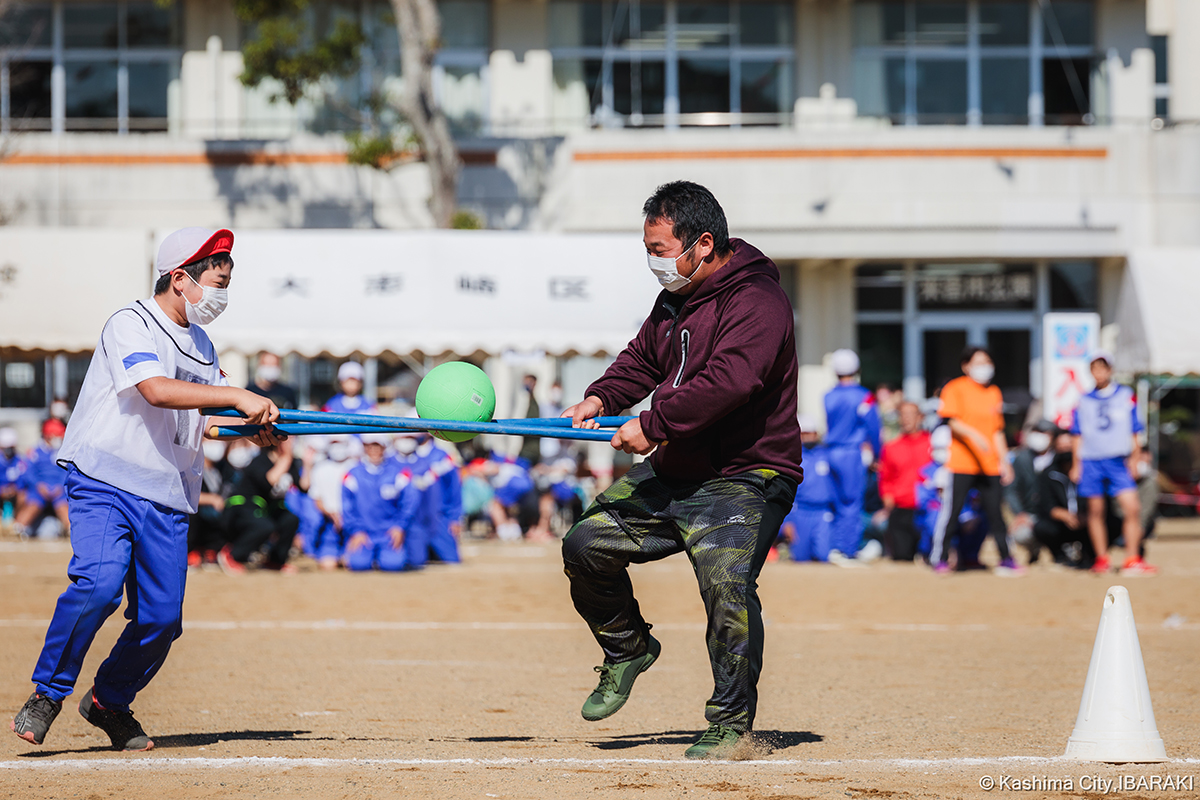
[1042,312,1101,430]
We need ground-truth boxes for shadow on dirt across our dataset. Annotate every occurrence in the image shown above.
[18,729,326,756]
[591,729,823,752]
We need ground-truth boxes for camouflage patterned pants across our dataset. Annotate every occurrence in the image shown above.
[561,461,797,732]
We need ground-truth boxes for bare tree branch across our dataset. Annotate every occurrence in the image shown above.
[391,0,461,229]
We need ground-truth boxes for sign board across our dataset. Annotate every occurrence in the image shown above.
[1042,312,1101,429]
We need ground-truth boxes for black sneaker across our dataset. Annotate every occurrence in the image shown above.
[11,692,62,745]
[78,688,154,751]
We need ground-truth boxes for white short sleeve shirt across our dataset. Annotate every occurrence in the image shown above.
[58,298,227,513]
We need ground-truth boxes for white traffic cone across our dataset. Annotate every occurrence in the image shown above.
[1064,585,1167,762]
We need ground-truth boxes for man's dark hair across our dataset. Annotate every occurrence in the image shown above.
[642,181,732,257]
[960,345,992,366]
[153,253,233,295]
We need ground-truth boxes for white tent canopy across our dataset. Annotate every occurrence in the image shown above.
[190,230,661,358]
[0,229,153,352]
[1115,248,1200,375]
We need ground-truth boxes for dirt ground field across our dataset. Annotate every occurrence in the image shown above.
[1,532,1198,800]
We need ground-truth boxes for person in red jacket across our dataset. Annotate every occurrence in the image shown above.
[561,181,802,759]
[878,402,932,561]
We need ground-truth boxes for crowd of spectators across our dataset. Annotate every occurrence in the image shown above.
[0,350,1161,578]
[776,347,1159,576]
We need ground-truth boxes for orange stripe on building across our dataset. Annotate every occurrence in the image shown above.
[572,147,1109,162]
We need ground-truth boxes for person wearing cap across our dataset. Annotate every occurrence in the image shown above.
[323,361,377,416]
[247,352,298,410]
[823,349,882,559]
[342,434,417,572]
[1069,351,1157,576]
[12,418,70,539]
[779,414,835,562]
[10,227,281,753]
[0,427,28,527]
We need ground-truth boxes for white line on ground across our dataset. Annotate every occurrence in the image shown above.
[3,619,1197,632]
[2,756,1198,771]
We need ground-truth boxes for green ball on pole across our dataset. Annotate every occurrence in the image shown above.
[414,362,497,442]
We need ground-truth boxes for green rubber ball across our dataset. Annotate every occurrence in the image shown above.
[415,362,497,442]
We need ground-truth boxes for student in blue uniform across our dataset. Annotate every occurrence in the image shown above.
[322,361,377,415]
[1070,351,1156,576]
[780,415,835,562]
[417,440,464,564]
[342,434,417,572]
[0,427,28,527]
[822,349,881,558]
[9,227,280,751]
[13,418,71,539]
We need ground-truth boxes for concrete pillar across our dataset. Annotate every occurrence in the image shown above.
[797,259,855,427]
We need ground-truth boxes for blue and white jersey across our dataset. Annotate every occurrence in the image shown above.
[23,442,65,491]
[1070,384,1143,461]
[57,299,226,513]
[341,457,418,537]
[0,451,26,491]
[322,394,377,416]
[823,383,881,453]
[794,443,834,507]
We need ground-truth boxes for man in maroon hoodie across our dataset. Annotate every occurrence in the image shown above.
[561,181,803,759]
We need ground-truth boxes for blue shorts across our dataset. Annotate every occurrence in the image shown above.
[1078,457,1137,498]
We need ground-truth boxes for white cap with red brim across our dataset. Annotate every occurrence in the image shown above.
[156,227,234,275]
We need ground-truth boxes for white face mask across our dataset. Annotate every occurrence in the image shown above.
[182,271,229,326]
[1024,431,1051,454]
[416,440,435,457]
[646,238,699,293]
[203,441,227,462]
[227,444,258,469]
[257,364,281,384]
[327,442,350,462]
[394,437,418,455]
[932,447,950,465]
[968,364,995,385]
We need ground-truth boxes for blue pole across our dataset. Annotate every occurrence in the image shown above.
[201,407,634,431]
[207,421,618,442]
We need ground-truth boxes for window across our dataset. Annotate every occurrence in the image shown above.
[1151,34,1168,120]
[0,1,181,133]
[550,0,794,129]
[853,0,1096,126]
[310,0,490,136]
[1,357,47,408]
[1048,261,1096,309]
[856,264,905,311]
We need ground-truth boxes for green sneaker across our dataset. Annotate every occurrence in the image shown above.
[684,723,744,759]
[580,635,661,722]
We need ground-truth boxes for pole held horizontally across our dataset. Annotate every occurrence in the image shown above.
[208,422,617,442]
[201,407,635,431]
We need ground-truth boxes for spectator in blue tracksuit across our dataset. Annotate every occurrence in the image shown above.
[15,418,71,538]
[488,452,536,540]
[1,427,27,521]
[823,349,881,558]
[323,361,377,416]
[342,435,418,572]
[780,415,835,562]
[396,434,463,566]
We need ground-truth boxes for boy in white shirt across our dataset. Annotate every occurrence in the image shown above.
[10,228,280,751]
